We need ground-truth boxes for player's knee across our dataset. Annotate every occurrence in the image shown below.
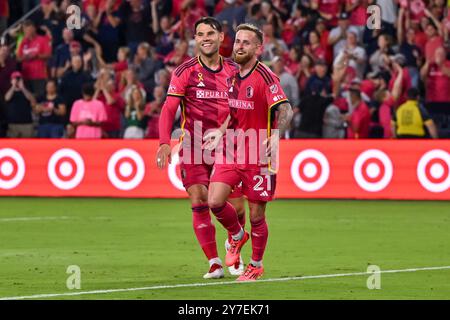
[250,214,265,225]
[208,195,226,210]
[190,197,207,207]
[249,205,265,224]
[208,199,226,211]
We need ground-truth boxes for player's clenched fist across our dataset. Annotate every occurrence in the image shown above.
[156,144,171,169]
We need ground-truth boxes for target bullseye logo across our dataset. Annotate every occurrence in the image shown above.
[290,149,330,192]
[168,153,185,191]
[108,149,145,190]
[0,148,25,190]
[48,149,85,190]
[417,149,450,193]
[353,149,393,192]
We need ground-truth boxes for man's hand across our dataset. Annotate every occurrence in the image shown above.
[17,79,25,90]
[156,143,171,169]
[263,134,280,158]
[202,129,223,151]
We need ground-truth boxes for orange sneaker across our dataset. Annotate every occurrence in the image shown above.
[225,231,249,267]
[236,263,264,281]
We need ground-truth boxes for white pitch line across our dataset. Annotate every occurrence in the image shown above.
[0,216,72,222]
[1,265,450,300]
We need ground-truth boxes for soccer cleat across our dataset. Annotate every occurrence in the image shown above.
[236,263,264,281]
[225,239,244,276]
[203,263,224,279]
[225,231,249,267]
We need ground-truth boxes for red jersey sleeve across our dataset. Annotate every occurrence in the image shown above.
[264,78,289,110]
[167,65,190,97]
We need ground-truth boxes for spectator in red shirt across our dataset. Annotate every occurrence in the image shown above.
[312,0,343,28]
[424,17,444,62]
[346,0,368,32]
[0,45,17,137]
[219,20,233,58]
[304,30,327,63]
[315,18,333,64]
[96,46,130,89]
[16,20,52,98]
[283,46,301,76]
[344,80,371,139]
[145,85,165,138]
[420,46,450,137]
[0,0,8,35]
[374,88,395,138]
[94,68,125,138]
[387,54,412,107]
[297,54,315,95]
[163,40,191,73]
[281,5,307,47]
[421,46,450,105]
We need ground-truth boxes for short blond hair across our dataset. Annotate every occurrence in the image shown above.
[235,23,263,44]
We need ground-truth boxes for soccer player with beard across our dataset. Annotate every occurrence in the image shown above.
[156,17,247,279]
[205,24,293,281]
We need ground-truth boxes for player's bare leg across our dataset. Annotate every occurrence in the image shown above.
[226,196,246,275]
[187,184,223,279]
[208,182,249,267]
[237,201,267,281]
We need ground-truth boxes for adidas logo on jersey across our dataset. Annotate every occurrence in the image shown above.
[197,81,205,87]
[259,191,269,197]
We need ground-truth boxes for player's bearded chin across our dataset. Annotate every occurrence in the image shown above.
[233,50,251,64]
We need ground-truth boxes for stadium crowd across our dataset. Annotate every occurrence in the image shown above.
[0,0,449,139]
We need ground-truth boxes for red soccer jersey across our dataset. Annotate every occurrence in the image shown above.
[425,61,450,103]
[225,61,288,169]
[17,35,51,80]
[347,100,370,139]
[317,0,343,27]
[167,56,238,151]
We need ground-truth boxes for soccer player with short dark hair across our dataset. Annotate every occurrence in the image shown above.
[205,23,293,281]
[156,17,246,279]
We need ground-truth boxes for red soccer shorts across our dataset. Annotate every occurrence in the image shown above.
[210,164,277,202]
[179,162,243,198]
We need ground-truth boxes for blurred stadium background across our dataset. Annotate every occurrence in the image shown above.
[0,0,449,300]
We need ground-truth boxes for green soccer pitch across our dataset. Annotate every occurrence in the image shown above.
[0,198,449,300]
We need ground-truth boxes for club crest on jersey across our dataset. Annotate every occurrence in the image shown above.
[197,72,205,87]
[270,84,279,94]
[246,86,254,98]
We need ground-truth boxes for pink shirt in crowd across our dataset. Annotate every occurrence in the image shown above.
[70,99,107,138]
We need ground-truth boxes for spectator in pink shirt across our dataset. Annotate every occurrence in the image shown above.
[70,82,107,139]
